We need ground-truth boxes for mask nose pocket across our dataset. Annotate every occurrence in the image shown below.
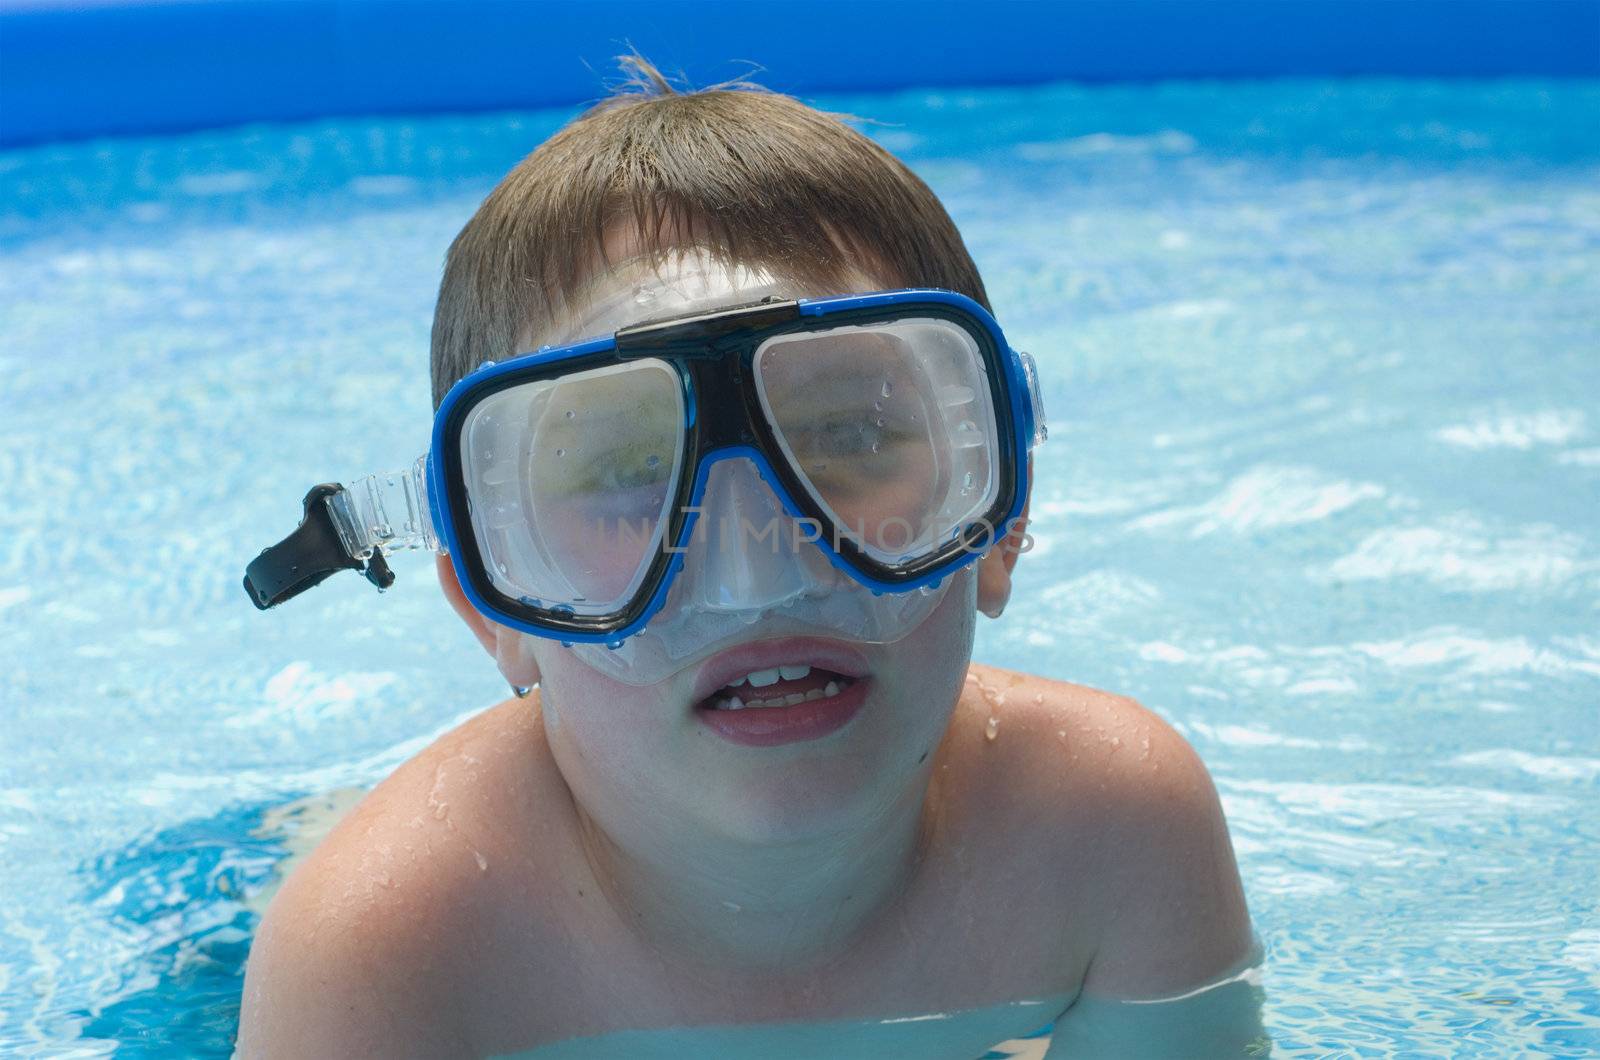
[674,456,844,614]
[567,452,957,686]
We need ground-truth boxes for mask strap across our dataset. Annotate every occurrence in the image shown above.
[1017,349,1049,449]
[244,456,436,609]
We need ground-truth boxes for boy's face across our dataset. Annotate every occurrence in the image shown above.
[441,246,1019,844]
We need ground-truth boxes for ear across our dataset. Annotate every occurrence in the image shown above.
[435,555,542,688]
[976,488,1030,621]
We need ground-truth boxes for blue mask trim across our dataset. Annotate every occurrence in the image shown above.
[428,288,1035,643]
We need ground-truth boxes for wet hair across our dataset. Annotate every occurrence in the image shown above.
[429,55,989,407]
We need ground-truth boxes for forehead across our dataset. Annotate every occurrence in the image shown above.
[557,252,785,343]
[518,227,883,351]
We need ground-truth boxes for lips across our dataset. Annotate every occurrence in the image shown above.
[690,637,872,747]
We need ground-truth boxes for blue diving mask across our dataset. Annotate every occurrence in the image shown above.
[244,284,1046,683]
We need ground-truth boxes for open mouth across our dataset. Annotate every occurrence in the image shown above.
[700,663,859,711]
[690,642,872,746]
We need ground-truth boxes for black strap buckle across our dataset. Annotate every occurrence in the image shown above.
[243,485,395,610]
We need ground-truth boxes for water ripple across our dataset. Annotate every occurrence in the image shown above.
[1325,518,1594,591]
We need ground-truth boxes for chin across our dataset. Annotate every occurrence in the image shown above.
[692,685,948,845]
[695,745,899,845]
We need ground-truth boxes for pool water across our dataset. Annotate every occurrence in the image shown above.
[2,79,1597,1056]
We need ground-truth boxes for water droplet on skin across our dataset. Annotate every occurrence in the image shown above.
[969,671,1008,713]
[1034,693,1044,705]
[985,716,1000,741]
[1111,736,1122,749]
[1057,729,1067,740]
[474,851,488,872]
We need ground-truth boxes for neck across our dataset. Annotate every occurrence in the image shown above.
[573,765,945,982]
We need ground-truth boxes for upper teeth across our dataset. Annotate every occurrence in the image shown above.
[730,664,811,688]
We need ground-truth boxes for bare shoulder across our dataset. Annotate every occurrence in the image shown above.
[237,697,571,1058]
[957,663,1188,804]
[958,665,1254,999]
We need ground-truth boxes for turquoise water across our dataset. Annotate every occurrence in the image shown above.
[2,79,1598,1056]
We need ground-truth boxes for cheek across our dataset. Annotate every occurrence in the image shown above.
[900,565,979,663]
[534,645,678,773]
[870,567,978,733]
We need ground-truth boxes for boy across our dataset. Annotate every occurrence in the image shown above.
[236,61,1255,1058]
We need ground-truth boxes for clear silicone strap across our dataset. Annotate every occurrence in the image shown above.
[324,454,440,559]
[1017,350,1049,448]
[242,456,438,611]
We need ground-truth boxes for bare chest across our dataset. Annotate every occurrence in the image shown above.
[472,817,1086,1057]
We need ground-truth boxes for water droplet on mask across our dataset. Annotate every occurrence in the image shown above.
[645,454,660,469]
[564,409,575,419]
[874,417,885,428]
[985,716,1000,741]
[870,441,880,453]
[555,448,565,457]
[881,380,893,398]
[810,462,827,474]
[873,400,883,412]
[476,359,496,372]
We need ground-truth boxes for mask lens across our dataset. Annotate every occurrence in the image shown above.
[459,359,685,615]
[753,318,1001,567]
